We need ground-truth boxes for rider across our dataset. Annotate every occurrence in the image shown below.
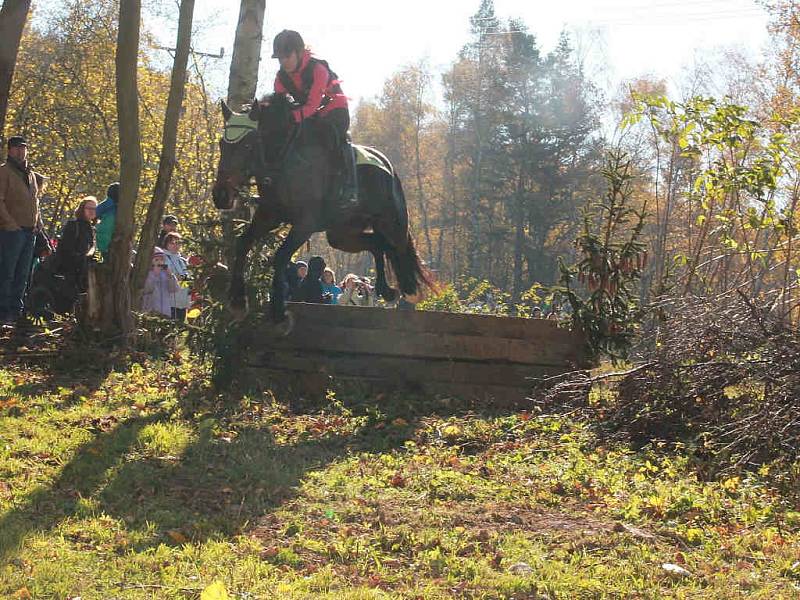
[271,29,358,207]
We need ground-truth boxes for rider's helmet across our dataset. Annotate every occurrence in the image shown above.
[272,30,305,59]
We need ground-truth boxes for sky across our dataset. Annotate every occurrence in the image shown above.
[151,0,771,107]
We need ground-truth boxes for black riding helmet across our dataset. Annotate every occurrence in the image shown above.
[272,30,304,59]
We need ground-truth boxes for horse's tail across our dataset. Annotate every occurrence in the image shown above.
[384,232,437,298]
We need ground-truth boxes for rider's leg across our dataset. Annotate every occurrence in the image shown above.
[324,108,358,205]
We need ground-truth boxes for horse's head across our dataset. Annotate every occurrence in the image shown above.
[212,99,262,209]
[212,94,296,210]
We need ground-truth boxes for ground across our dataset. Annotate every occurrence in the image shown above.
[0,354,799,599]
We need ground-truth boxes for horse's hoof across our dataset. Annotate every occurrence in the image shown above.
[381,287,399,303]
[273,310,295,337]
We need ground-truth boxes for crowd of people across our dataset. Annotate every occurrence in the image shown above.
[285,255,380,307]
[2,134,557,325]
[0,133,196,326]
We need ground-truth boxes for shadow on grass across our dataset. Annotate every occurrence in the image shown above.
[1,363,522,565]
[0,395,427,563]
[0,412,165,563]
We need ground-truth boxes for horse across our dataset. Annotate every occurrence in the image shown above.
[211,93,433,324]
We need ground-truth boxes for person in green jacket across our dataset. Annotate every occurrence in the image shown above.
[95,181,119,256]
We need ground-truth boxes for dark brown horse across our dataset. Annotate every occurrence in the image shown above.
[211,93,432,323]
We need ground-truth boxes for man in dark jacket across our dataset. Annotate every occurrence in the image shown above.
[0,136,40,325]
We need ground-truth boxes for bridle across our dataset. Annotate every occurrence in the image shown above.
[221,100,303,191]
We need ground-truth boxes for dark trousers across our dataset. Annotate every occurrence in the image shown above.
[321,108,350,145]
[0,228,35,319]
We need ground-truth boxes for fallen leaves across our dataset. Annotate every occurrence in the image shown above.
[167,529,189,544]
[200,581,230,600]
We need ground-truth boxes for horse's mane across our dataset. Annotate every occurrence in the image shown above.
[258,92,293,111]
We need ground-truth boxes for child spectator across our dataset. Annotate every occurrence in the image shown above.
[162,231,190,320]
[141,248,179,317]
[321,267,342,304]
[295,260,308,281]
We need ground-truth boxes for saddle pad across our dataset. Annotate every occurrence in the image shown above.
[354,144,393,176]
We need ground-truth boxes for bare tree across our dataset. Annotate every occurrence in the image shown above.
[95,0,141,339]
[220,0,266,265]
[0,0,31,140]
[131,0,195,308]
[227,0,265,110]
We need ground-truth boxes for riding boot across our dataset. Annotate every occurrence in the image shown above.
[340,141,359,209]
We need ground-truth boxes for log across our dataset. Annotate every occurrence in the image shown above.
[246,350,564,387]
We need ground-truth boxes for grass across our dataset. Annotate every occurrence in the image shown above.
[0,356,799,599]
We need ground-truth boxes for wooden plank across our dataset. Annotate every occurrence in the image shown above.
[245,350,564,387]
[285,302,583,346]
[264,324,584,367]
[242,366,536,407]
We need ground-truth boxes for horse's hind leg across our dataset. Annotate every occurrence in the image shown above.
[326,229,397,302]
[270,226,311,322]
[362,233,397,302]
[230,205,279,317]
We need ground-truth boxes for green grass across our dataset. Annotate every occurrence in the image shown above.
[0,357,798,599]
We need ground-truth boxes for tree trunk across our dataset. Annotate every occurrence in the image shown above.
[512,172,525,301]
[0,0,31,139]
[222,0,266,267]
[227,0,265,110]
[100,0,141,340]
[130,0,195,309]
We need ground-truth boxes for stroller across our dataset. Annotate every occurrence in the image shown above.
[26,231,85,319]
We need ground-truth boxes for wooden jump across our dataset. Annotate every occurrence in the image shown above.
[238,303,587,404]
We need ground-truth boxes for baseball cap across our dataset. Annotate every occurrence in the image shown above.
[7,135,27,148]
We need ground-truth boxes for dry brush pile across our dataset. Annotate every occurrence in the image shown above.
[537,293,800,482]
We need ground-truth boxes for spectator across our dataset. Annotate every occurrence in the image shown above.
[532,306,543,319]
[546,304,561,320]
[162,231,190,320]
[141,247,179,317]
[26,197,96,319]
[339,273,375,307]
[295,260,308,281]
[0,135,41,326]
[321,267,342,304]
[157,214,179,248]
[284,261,300,301]
[95,181,119,256]
[54,196,97,292]
[294,256,331,304]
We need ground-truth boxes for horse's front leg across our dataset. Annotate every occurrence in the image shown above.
[270,227,311,323]
[230,205,279,318]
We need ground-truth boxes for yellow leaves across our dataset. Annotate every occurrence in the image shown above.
[441,424,462,439]
[722,476,741,493]
[186,308,201,319]
[200,581,230,600]
[685,527,704,545]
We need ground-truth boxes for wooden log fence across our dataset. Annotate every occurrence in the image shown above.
[239,303,588,405]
